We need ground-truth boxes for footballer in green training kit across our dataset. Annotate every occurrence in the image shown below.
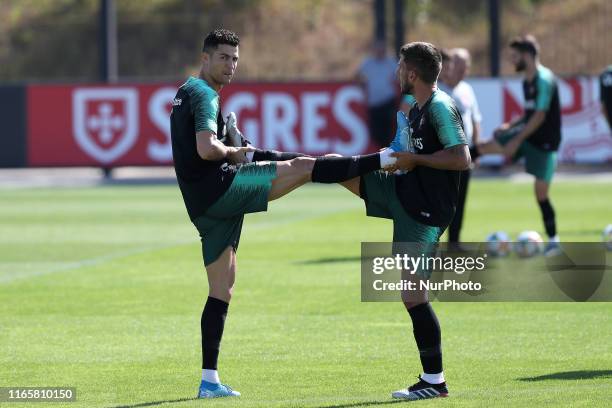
[473,34,562,257]
[338,41,470,401]
[170,28,393,399]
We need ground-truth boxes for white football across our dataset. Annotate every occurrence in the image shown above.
[485,231,511,257]
[514,231,544,258]
[603,224,612,251]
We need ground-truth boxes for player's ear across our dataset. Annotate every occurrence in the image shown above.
[201,52,210,65]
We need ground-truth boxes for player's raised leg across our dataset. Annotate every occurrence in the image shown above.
[322,153,362,197]
[266,151,396,201]
[225,114,392,200]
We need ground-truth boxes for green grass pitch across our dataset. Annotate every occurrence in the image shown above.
[0,179,611,407]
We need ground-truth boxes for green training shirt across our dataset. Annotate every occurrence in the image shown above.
[395,89,467,227]
[170,76,236,221]
[522,64,562,151]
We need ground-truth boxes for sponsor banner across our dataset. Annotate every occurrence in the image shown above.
[27,84,178,166]
[25,76,611,167]
[26,82,370,166]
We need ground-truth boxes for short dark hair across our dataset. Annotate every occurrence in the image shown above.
[202,29,240,53]
[509,34,539,57]
[399,42,442,84]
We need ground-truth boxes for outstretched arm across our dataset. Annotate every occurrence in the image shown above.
[386,144,471,172]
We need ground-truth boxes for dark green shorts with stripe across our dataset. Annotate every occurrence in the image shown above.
[360,171,443,277]
[193,162,277,266]
[496,126,557,183]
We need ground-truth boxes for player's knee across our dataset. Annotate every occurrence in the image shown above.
[209,285,234,303]
[534,182,549,201]
[403,300,427,311]
[402,288,428,310]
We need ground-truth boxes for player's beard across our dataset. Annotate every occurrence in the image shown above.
[514,59,527,72]
[401,80,414,95]
[213,69,234,85]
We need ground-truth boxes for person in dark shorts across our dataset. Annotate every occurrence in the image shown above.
[170,28,396,399]
[473,35,562,256]
[339,42,470,401]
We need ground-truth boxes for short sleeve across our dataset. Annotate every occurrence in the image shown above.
[189,85,219,134]
[430,99,467,149]
[535,73,554,111]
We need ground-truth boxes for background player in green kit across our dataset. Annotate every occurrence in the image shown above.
[170,29,395,399]
[600,64,612,131]
[473,35,562,256]
[337,42,470,401]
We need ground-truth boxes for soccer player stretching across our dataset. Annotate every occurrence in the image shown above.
[473,35,562,256]
[170,29,395,398]
[339,42,470,400]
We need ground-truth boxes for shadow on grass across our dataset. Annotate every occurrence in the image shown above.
[311,401,404,408]
[297,256,362,265]
[110,398,404,408]
[109,397,197,408]
[517,370,612,382]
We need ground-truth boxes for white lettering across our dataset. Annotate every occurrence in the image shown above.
[333,86,368,155]
[148,87,176,162]
[263,93,298,150]
[301,92,330,152]
[224,92,260,146]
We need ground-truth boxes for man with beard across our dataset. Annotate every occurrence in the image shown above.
[339,41,470,401]
[472,35,562,256]
[399,48,453,116]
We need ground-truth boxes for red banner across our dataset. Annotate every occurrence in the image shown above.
[25,77,612,166]
[27,82,371,166]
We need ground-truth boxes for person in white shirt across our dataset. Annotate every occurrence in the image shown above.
[446,48,482,247]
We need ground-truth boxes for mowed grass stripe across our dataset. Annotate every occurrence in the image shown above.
[0,181,610,407]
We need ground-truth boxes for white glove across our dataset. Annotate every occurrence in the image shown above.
[226,112,243,147]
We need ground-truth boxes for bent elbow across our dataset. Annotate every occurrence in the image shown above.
[454,154,471,171]
[197,146,213,161]
[458,147,471,170]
